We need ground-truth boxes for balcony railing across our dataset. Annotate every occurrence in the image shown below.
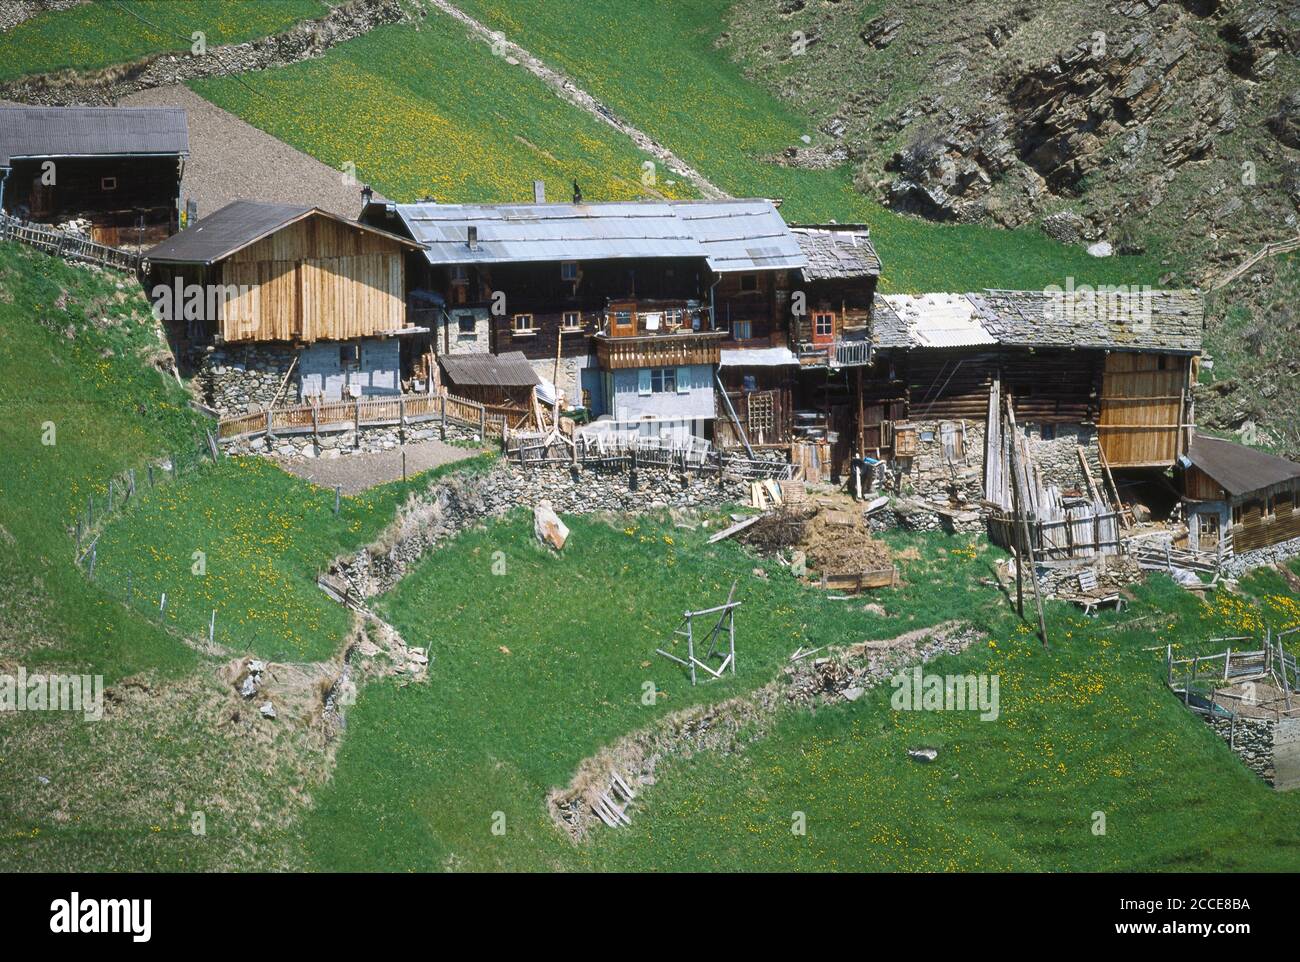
[595,330,725,370]
[796,337,872,368]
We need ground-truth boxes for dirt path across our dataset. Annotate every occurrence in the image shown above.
[119,85,381,218]
[425,0,729,200]
[276,440,485,494]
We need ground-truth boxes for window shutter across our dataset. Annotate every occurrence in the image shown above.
[638,369,651,396]
[676,366,689,393]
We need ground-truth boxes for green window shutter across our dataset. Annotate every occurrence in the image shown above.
[638,368,652,396]
[676,366,689,393]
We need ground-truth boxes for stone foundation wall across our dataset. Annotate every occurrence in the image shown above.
[328,460,749,598]
[1024,423,1097,491]
[895,419,985,506]
[1222,534,1300,579]
[197,343,298,417]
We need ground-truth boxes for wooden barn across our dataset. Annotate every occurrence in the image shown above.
[0,106,188,245]
[144,200,425,412]
[1180,434,1300,555]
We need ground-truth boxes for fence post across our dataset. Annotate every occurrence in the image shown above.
[209,609,216,645]
[334,485,341,515]
[355,398,362,450]
[479,403,486,440]
[440,393,447,441]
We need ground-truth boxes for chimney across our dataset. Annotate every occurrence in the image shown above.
[467,225,478,251]
[533,179,546,204]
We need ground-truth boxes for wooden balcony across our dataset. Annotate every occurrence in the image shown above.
[595,331,725,370]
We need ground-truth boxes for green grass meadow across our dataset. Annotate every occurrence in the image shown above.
[0,0,326,83]
[299,514,1300,872]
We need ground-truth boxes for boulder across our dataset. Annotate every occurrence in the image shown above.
[533,500,570,550]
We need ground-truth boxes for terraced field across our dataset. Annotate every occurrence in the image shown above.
[0,0,326,82]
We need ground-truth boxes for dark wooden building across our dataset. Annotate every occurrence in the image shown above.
[0,106,188,245]
[1180,434,1300,555]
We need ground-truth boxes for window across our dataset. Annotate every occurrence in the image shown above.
[560,261,578,281]
[562,311,582,330]
[650,367,677,393]
[100,176,117,191]
[339,344,360,370]
[740,273,758,292]
[732,320,752,341]
[449,265,468,284]
[1040,423,1056,441]
[456,313,476,335]
[664,308,683,329]
[813,311,834,340]
[512,314,535,333]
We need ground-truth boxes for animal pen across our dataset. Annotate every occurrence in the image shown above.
[1166,628,1300,721]
[656,583,741,685]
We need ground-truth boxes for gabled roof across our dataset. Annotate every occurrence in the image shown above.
[790,225,881,280]
[872,288,1204,355]
[143,200,420,265]
[371,198,806,273]
[1184,434,1300,497]
[439,350,540,388]
[0,106,188,166]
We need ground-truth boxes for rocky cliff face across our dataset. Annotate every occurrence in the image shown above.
[726,0,1299,281]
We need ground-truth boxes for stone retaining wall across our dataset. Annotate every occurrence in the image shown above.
[221,419,483,459]
[1207,714,1277,785]
[328,460,749,599]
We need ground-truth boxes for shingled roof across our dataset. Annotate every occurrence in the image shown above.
[976,288,1203,354]
[790,225,881,280]
[439,351,540,388]
[871,288,1204,355]
[144,200,419,265]
[1184,434,1300,497]
[368,198,807,273]
[0,106,188,166]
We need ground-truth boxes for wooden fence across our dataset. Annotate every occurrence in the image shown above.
[216,391,516,441]
[0,213,142,272]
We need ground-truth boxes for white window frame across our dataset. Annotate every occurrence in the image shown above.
[560,261,579,281]
[561,310,582,331]
[650,367,677,394]
[512,313,535,334]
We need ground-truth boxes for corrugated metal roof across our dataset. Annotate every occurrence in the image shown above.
[386,199,806,273]
[1185,434,1300,497]
[882,293,998,348]
[144,200,420,265]
[439,350,540,388]
[719,347,799,367]
[0,106,188,166]
[790,225,881,280]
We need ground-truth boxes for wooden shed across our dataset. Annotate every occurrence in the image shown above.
[0,105,188,244]
[1180,434,1300,554]
[144,200,422,345]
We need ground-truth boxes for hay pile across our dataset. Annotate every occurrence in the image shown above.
[740,503,892,574]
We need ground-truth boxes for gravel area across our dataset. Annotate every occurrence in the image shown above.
[118,85,384,219]
[276,440,486,494]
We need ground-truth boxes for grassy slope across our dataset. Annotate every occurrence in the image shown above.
[90,454,495,663]
[0,0,326,82]
[448,0,1165,293]
[302,513,1300,872]
[190,19,697,207]
[0,241,205,681]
